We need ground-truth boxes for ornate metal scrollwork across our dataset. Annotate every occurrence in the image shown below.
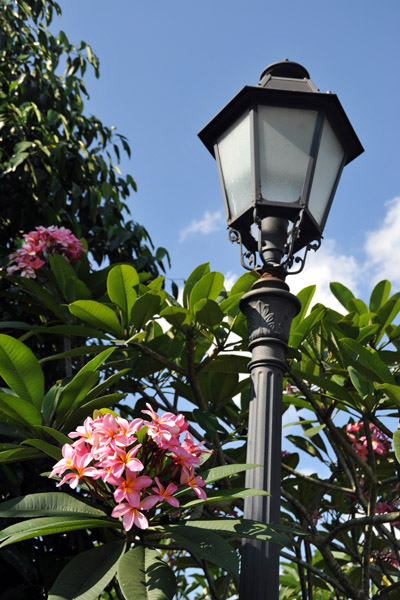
[228,228,259,272]
[228,212,322,277]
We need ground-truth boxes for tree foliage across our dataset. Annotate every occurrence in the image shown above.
[0,0,168,273]
[1,253,400,598]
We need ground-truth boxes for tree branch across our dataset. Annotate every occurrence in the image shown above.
[129,341,186,375]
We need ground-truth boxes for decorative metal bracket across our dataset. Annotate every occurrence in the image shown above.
[228,207,322,277]
[228,229,258,271]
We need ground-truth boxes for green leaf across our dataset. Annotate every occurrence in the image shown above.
[375,383,400,408]
[0,492,107,518]
[117,546,176,600]
[200,463,260,484]
[393,430,400,463]
[173,518,290,546]
[15,277,65,320]
[180,487,269,509]
[107,264,138,324]
[69,300,122,337]
[36,426,72,446]
[0,446,42,463]
[341,338,395,384]
[55,371,100,424]
[190,272,224,311]
[21,439,62,460]
[192,408,219,437]
[131,290,166,330]
[159,306,192,329]
[229,271,259,295]
[35,326,111,340]
[290,285,316,331]
[286,435,324,461]
[201,354,250,373]
[347,298,369,315]
[49,254,78,302]
[370,280,391,312]
[183,263,210,309]
[0,516,119,547]
[48,541,126,600]
[0,335,44,408]
[41,345,114,363]
[0,392,42,428]
[330,282,355,310]
[375,298,400,344]
[348,365,374,398]
[193,298,224,328]
[290,307,325,350]
[303,424,326,438]
[162,524,239,579]
[290,368,354,406]
[84,369,130,402]
[61,393,126,432]
[219,293,243,314]
[77,347,117,375]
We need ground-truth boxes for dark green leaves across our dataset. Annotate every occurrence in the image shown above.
[69,300,121,337]
[0,334,44,408]
[162,524,239,579]
[117,546,176,600]
[48,541,126,600]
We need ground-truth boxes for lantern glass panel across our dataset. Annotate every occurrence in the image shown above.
[258,106,318,205]
[308,117,345,226]
[216,112,251,219]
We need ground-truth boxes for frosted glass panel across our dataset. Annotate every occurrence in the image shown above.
[308,118,345,226]
[216,112,251,219]
[258,106,318,204]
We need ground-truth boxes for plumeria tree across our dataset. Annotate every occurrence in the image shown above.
[0,0,169,274]
[1,236,400,598]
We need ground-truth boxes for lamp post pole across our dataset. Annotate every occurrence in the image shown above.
[238,218,300,599]
[239,274,300,599]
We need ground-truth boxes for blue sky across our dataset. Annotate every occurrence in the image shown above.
[55,0,400,307]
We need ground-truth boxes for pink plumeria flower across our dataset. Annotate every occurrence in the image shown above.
[142,403,180,436]
[102,443,143,478]
[68,417,95,448]
[92,413,120,446]
[182,432,211,460]
[151,477,179,508]
[111,497,158,531]
[57,452,98,489]
[113,472,153,505]
[180,467,207,500]
[49,444,77,478]
[172,445,200,469]
[114,417,144,447]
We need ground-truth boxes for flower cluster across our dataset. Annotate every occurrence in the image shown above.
[49,404,210,531]
[346,421,391,461]
[7,225,86,278]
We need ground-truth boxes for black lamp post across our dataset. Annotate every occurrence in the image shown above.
[199,60,363,599]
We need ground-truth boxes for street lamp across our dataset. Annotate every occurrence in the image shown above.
[198,60,363,599]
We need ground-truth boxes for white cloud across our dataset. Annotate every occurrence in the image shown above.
[287,239,360,312]
[364,196,400,286]
[179,210,225,242]
[224,270,238,291]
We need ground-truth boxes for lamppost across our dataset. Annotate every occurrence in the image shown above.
[198,60,363,599]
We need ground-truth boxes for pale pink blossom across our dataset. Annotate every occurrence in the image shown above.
[50,406,210,531]
[180,467,207,500]
[113,473,153,505]
[111,497,158,531]
[151,477,180,508]
[101,443,143,478]
[57,451,98,489]
[7,225,86,278]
